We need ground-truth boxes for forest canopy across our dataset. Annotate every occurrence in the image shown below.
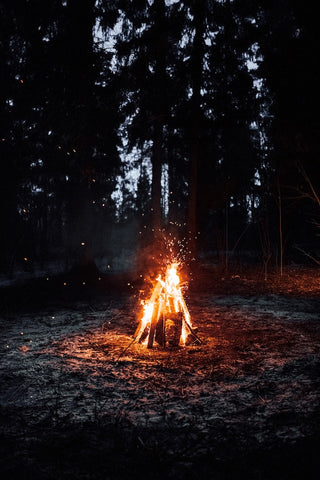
[0,0,319,276]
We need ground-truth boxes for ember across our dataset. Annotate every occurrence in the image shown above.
[134,263,201,348]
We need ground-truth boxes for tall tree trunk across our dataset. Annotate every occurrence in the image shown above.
[151,120,163,232]
[0,141,19,273]
[0,27,20,273]
[277,175,283,277]
[150,0,167,235]
[187,1,205,259]
[64,0,97,273]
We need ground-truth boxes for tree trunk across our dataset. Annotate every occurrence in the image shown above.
[151,120,163,232]
[150,0,167,236]
[187,1,205,260]
[188,139,199,256]
[63,0,97,273]
[277,176,283,277]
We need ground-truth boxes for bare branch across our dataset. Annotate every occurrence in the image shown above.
[297,161,320,208]
[295,247,320,266]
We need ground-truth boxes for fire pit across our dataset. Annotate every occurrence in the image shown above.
[134,263,201,348]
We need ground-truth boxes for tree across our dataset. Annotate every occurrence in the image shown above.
[186,0,206,258]
[114,0,171,235]
[256,0,320,264]
[187,0,260,261]
[0,0,122,273]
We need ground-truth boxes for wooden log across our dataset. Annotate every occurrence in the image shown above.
[167,295,175,313]
[134,322,142,339]
[155,295,166,347]
[147,301,161,349]
[134,282,162,343]
[148,281,162,303]
[165,312,182,347]
[155,312,165,347]
[185,326,200,345]
[178,294,202,345]
[138,326,149,344]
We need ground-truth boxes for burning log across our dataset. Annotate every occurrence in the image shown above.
[165,313,182,347]
[155,312,165,347]
[147,297,161,349]
[134,263,201,349]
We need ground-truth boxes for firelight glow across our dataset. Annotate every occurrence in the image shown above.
[134,263,194,347]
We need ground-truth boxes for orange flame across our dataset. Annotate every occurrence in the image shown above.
[135,263,194,347]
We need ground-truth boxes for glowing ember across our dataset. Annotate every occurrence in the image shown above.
[134,263,200,348]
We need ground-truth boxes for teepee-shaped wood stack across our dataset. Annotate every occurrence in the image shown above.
[134,264,201,348]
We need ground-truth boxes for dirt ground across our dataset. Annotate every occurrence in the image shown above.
[0,267,320,479]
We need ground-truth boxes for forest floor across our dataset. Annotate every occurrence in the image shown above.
[0,265,320,479]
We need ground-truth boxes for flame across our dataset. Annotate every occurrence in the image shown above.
[135,263,194,347]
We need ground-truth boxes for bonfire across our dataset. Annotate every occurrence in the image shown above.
[134,263,201,348]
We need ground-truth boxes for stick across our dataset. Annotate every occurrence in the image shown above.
[147,300,161,349]
[184,320,202,344]
[179,295,202,344]
[155,295,165,347]
[134,282,162,342]
[115,337,136,362]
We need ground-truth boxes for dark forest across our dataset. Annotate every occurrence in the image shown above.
[0,1,319,479]
[1,0,320,276]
